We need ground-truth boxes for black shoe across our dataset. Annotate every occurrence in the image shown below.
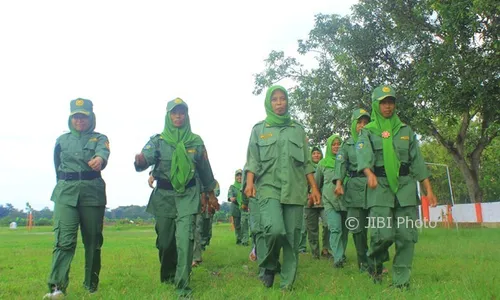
[333,261,344,268]
[367,264,383,283]
[261,269,275,288]
[390,282,410,290]
[241,242,249,246]
[236,240,242,245]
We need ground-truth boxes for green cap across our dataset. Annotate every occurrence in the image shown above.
[70,98,93,116]
[167,98,188,112]
[371,85,396,102]
[351,108,371,122]
[235,169,243,175]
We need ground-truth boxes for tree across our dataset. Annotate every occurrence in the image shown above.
[253,0,500,202]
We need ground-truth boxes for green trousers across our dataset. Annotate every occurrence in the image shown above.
[298,208,308,252]
[249,197,267,278]
[241,211,250,245]
[347,207,369,271]
[259,198,303,289]
[325,208,348,263]
[304,207,330,258]
[192,214,204,263]
[233,216,242,244]
[155,214,196,295]
[48,203,105,293]
[201,213,213,247]
[367,204,418,286]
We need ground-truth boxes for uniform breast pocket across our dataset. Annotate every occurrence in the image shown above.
[83,140,98,160]
[394,138,410,162]
[288,136,304,164]
[158,156,172,174]
[371,138,384,164]
[257,137,277,162]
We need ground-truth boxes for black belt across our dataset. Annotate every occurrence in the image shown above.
[157,178,196,190]
[349,171,366,178]
[58,171,101,181]
[374,164,410,177]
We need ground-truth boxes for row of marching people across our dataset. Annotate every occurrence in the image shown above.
[232,84,437,291]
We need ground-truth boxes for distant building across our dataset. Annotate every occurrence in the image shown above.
[9,222,17,229]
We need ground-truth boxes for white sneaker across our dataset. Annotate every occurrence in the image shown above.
[43,289,64,299]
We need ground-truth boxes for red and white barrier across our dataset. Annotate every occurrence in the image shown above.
[420,200,500,223]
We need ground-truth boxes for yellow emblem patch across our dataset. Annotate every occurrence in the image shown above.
[174,98,183,104]
[360,109,367,114]
[400,136,410,140]
[382,86,391,93]
[89,137,98,142]
[260,133,273,139]
[76,99,84,106]
[187,148,197,153]
[105,141,110,150]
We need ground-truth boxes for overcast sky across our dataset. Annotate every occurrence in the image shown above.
[0,0,358,211]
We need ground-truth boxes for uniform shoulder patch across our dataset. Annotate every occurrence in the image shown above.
[355,142,364,150]
[336,153,344,161]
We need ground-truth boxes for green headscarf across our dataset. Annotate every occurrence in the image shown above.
[161,98,203,193]
[264,85,292,127]
[310,146,323,167]
[68,98,96,137]
[318,134,341,169]
[365,85,403,194]
[350,108,371,142]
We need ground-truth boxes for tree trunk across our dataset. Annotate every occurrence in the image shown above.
[450,155,483,203]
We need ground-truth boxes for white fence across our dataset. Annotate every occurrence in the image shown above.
[420,201,500,223]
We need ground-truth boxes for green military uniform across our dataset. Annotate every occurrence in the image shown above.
[227,170,244,245]
[333,108,372,272]
[192,210,204,264]
[305,146,331,259]
[135,98,216,296]
[242,168,267,279]
[356,85,430,288]
[48,98,110,294]
[315,135,348,267]
[201,181,219,248]
[193,181,219,263]
[245,85,315,289]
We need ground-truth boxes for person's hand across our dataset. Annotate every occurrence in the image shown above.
[427,192,438,207]
[334,184,344,197]
[88,156,104,171]
[307,194,314,207]
[230,197,237,203]
[148,175,155,188]
[367,173,378,189]
[310,186,321,206]
[208,194,219,211]
[135,153,146,167]
[244,183,256,198]
[241,204,248,212]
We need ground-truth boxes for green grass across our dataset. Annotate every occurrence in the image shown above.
[0,224,498,299]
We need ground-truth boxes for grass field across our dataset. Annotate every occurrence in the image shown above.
[0,223,499,299]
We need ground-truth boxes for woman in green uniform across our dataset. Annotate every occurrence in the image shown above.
[228,170,244,245]
[134,98,218,297]
[334,108,371,272]
[244,85,320,290]
[356,85,437,289]
[299,147,324,254]
[305,146,331,259]
[45,98,110,299]
[315,134,348,268]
